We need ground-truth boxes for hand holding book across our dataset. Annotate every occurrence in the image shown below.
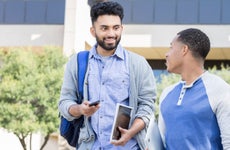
[110,103,133,142]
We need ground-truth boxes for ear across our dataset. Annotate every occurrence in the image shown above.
[90,27,96,37]
[182,44,189,56]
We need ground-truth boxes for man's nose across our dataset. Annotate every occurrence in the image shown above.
[107,28,115,36]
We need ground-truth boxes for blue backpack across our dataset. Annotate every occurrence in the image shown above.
[59,51,89,147]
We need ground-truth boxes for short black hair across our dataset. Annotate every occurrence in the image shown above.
[177,28,210,59]
[90,1,124,24]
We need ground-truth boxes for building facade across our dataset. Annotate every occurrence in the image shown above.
[0,0,229,69]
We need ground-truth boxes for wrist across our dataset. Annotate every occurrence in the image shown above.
[69,104,82,117]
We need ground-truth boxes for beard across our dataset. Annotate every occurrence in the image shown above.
[95,35,121,51]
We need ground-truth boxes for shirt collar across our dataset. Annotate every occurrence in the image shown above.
[89,43,125,60]
[180,71,207,88]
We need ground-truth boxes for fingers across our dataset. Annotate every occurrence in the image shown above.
[80,101,100,117]
[111,127,130,146]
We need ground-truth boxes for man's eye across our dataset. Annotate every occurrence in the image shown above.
[102,27,107,31]
[114,26,120,30]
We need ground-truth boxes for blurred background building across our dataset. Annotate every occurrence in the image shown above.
[0,0,229,149]
[0,0,229,70]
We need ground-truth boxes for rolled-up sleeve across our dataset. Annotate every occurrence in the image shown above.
[58,54,79,121]
[129,52,156,127]
[136,58,156,126]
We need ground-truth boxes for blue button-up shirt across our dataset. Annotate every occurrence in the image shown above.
[88,44,139,150]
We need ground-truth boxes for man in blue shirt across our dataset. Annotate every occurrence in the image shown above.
[146,28,230,150]
[59,1,156,150]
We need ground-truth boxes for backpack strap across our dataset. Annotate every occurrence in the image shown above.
[59,50,89,147]
[77,51,89,101]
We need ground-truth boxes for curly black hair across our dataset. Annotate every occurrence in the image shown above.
[177,28,210,59]
[90,1,124,24]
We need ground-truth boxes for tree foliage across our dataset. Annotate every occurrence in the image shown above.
[0,47,67,150]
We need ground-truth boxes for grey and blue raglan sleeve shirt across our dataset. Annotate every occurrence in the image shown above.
[158,71,230,150]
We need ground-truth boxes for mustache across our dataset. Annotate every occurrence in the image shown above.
[104,36,116,40]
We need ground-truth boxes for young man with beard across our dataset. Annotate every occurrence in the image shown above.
[146,28,230,150]
[58,1,156,150]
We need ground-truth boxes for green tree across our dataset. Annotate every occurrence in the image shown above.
[208,64,230,83]
[0,47,67,150]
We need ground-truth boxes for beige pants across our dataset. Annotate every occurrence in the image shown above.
[58,135,75,150]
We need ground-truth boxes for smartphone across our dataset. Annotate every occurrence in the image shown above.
[89,100,100,107]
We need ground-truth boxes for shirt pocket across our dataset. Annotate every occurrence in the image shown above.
[106,73,129,102]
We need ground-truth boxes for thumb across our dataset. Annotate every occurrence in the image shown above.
[118,126,127,134]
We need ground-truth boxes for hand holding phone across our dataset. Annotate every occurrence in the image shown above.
[89,100,100,107]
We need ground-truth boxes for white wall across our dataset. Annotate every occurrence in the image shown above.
[63,0,92,57]
[0,25,64,47]
[0,128,58,150]
[121,25,230,48]
[1,25,229,49]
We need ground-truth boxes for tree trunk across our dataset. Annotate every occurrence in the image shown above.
[29,133,32,150]
[40,134,50,150]
[16,134,27,150]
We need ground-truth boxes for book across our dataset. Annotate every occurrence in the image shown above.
[145,117,165,150]
[110,103,133,142]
